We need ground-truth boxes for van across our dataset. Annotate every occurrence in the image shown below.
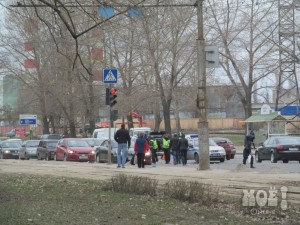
[129,127,151,138]
[92,128,119,140]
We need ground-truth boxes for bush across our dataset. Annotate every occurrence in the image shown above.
[102,174,158,196]
[162,179,219,205]
[103,175,219,206]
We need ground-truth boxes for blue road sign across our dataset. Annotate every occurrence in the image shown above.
[103,68,118,84]
[19,119,36,125]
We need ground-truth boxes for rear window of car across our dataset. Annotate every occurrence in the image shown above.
[276,137,300,145]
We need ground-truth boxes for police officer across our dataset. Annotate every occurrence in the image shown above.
[162,134,171,164]
[149,136,159,167]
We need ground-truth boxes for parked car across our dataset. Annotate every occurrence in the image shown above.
[210,137,236,159]
[54,138,95,162]
[187,138,226,163]
[210,137,232,160]
[0,140,21,159]
[19,140,40,160]
[94,139,152,165]
[40,134,62,140]
[255,136,300,163]
[36,140,59,160]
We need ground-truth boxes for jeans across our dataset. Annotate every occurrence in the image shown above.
[117,143,127,167]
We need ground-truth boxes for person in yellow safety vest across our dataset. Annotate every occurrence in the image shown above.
[162,134,171,164]
[149,136,159,167]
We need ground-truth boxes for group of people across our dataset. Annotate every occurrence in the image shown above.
[147,132,190,167]
[113,124,190,168]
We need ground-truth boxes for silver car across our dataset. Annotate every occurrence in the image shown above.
[0,140,21,159]
[19,140,40,160]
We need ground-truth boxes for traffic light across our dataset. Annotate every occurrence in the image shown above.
[105,88,117,107]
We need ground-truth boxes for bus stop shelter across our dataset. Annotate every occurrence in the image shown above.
[245,112,287,138]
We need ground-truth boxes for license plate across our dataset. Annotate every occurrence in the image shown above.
[79,155,88,159]
[211,153,220,157]
[289,147,299,151]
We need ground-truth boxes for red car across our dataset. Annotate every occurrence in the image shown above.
[54,138,95,162]
[210,137,232,160]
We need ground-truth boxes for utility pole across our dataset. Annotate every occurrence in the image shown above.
[196,0,209,170]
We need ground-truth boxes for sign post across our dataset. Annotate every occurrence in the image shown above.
[103,68,118,164]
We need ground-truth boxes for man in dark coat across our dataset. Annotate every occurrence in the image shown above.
[243,134,255,168]
[178,134,189,166]
[114,124,131,168]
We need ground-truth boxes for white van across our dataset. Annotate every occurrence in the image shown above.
[129,127,151,138]
[92,128,119,140]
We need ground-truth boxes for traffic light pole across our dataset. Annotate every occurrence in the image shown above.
[108,86,112,165]
[196,0,210,170]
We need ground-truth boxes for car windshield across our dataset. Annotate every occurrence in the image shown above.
[26,141,39,147]
[276,137,300,145]
[85,139,101,146]
[3,142,21,148]
[209,139,218,146]
[67,140,90,147]
[47,141,58,148]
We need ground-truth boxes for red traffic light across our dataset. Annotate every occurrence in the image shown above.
[110,88,117,95]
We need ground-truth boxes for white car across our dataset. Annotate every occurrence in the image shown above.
[187,138,226,163]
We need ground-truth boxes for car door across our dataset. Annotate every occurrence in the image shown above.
[19,142,26,159]
[262,138,275,159]
[100,140,109,162]
[56,139,65,160]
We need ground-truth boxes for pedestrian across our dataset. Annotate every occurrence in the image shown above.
[134,132,149,168]
[249,128,256,149]
[243,134,255,168]
[170,133,180,165]
[162,134,171,164]
[149,136,159,167]
[178,133,189,166]
[114,124,131,168]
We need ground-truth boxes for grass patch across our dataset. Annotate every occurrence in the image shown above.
[0,173,298,225]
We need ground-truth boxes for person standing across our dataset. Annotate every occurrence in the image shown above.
[134,132,149,168]
[178,134,189,166]
[243,134,255,168]
[114,124,131,168]
[249,128,256,149]
[170,133,180,165]
[149,136,159,167]
[162,134,171,164]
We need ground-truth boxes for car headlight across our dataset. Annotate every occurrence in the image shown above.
[4,150,10,153]
[68,150,75,154]
[91,150,95,154]
[145,151,151,156]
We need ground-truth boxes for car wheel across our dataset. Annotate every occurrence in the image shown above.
[226,155,230,160]
[220,158,225,162]
[255,152,262,163]
[230,154,235,159]
[194,153,199,163]
[270,152,277,163]
[283,159,288,163]
[64,154,67,161]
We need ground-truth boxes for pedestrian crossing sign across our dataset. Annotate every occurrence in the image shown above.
[103,68,118,84]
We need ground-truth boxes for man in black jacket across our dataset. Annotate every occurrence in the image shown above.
[114,124,131,168]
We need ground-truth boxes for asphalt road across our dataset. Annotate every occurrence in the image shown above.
[154,154,300,173]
